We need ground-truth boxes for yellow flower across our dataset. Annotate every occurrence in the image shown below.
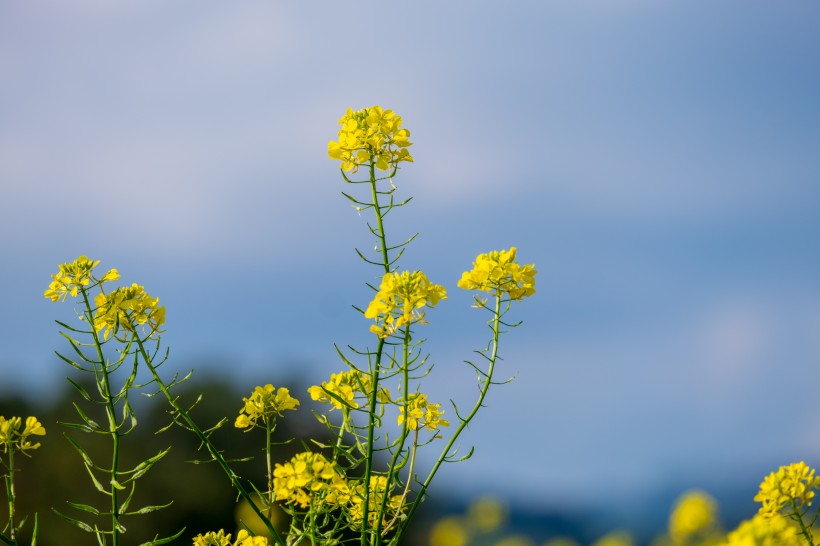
[723,512,801,546]
[429,516,468,546]
[347,475,404,527]
[328,106,413,173]
[364,271,447,338]
[0,415,46,454]
[192,530,232,546]
[93,283,165,340]
[398,393,449,432]
[272,452,349,509]
[668,490,718,542]
[458,247,536,301]
[754,461,820,517]
[234,384,299,431]
[44,255,119,302]
[308,370,389,411]
[233,530,268,546]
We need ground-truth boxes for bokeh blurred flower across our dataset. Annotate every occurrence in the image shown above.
[328,105,413,173]
[235,384,299,431]
[429,516,469,546]
[723,512,801,546]
[669,490,719,543]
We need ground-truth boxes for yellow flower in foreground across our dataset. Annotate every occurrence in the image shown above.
[754,461,820,517]
[328,105,413,173]
[193,530,231,546]
[458,247,536,301]
[364,270,446,338]
[93,283,165,340]
[398,393,449,432]
[272,452,349,509]
[0,415,46,454]
[669,490,718,542]
[234,384,299,431]
[723,513,801,546]
[192,530,267,546]
[44,255,119,302]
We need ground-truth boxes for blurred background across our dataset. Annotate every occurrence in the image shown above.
[1,1,819,544]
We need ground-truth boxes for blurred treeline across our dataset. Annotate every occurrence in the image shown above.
[0,371,344,545]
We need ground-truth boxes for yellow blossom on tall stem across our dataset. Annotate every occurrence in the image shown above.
[93,283,166,340]
[272,452,349,509]
[43,255,119,302]
[328,105,413,173]
[458,247,536,301]
[235,384,300,431]
[364,270,447,338]
[755,461,820,517]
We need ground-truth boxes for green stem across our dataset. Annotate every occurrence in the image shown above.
[132,335,287,546]
[791,499,814,546]
[80,287,121,546]
[396,293,503,538]
[6,449,15,543]
[361,160,392,546]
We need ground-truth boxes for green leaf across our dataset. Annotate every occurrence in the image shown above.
[66,501,102,515]
[138,527,186,546]
[53,509,95,533]
[126,500,173,515]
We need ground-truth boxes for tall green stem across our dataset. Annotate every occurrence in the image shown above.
[80,288,121,546]
[396,294,503,540]
[132,336,287,546]
[6,449,15,543]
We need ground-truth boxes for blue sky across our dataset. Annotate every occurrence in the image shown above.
[2,1,820,512]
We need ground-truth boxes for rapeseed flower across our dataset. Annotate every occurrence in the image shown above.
[328,105,413,173]
[192,530,266,546]
[44,255,119,302]
[723,513,801,546]
[398,393,449,432]
[347,475,404,527]
[235,384,299,431]
[308,370,384,411]
[272,451,349,509]
[754,461,820,517]
[458,247,536,301]
[93,283,165,340]
[0,415,46,454]
[364,270,446,338]
[669,491,718,543]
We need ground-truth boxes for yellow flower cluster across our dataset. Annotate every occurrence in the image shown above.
[0,416,46,454]
[192,529,267,546]
[328,105,413,173]
[272,452,349,509]
[348,475,404,528]
[235,384,299,431]
[398,393,449,432]
[668,491,718,542]
[754,461,820,517]
[93,283,166,340]
[308,370,386,411]
[44,255,119,302]
[723,513,801,546]
[458,247,536,301]
[364,271,447,338]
